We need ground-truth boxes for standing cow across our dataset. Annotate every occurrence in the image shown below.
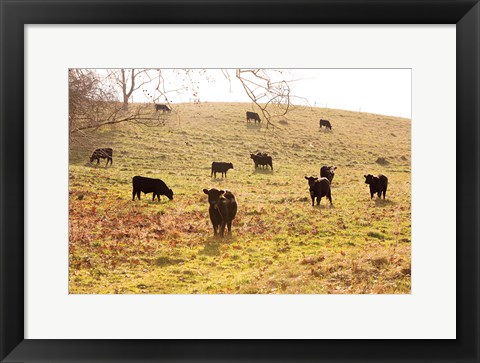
[246,111,261,124]
[320,165,337,183]
[305,176,333,207]
[203,188,237,237]
[90,148,113,166]
[211,162,234,178]
[132,176,174,202]
[250,153,273,170]
[319,119,332,130]
[364,174,388,199]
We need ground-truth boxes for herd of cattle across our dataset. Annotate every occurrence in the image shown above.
[88,141,389,237]
[245,111,334,131]
[153,106,333,131]
[86,109,383,237]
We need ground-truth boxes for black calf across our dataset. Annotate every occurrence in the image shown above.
[203,188,237,237]
[305,176,332,207]
[364,174,388,199]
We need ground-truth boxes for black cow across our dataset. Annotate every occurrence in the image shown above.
[250,153,273,170]
[155,104,171,113]
[246,111,261,124]
[90,148,113,166]
[319,119,332,130]
[364,174,388,199]
[203,188,237,237]
[320,165,337,183]
[211,162,234,178]
[132,176,174,202]
[305,176,333,207]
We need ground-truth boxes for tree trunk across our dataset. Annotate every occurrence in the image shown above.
[121,69,129,111]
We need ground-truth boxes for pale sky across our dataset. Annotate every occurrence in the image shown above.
[119,68,411,118]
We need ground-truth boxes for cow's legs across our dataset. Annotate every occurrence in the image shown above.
[219,222,227,237]
[327,189,333,205]
[227,221,232,235]
[137,191,141,200]
[132,189,136,200]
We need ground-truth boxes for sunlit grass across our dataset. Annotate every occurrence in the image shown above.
[69,102,411,294]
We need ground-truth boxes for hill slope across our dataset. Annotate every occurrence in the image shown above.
[69,102,411,294]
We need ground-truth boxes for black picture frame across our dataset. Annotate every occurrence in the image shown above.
[1,1,479,362]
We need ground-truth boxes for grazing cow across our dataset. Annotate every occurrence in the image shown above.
[305,176,333,207]
[211,162,234,178]
[203,188,237,237]
[319,119,332,130]
[155,104,171,113]
[320,165,337,183]
[246,111,261,124]
[364,174,388,199]
[90,148,113,166]
[132,176,174,202]
[250,153,273,170]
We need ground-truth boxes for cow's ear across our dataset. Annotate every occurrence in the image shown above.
[219,190,225,194]
[203,189,209,194]
[333,166,337,170]
[364,175,367,178]
[304,176,308,180]
[314,177,318,180]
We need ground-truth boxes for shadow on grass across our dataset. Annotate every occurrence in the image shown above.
[312,203,335,209]
[318,128,333,133]
[146,199,170,205]
[199,234,237,256]
[253,168,273,175]
[246,123,262,130]
[374,198,395,207]
[83,162,111,169]
[155,256,185,267]
[199,239,221,256]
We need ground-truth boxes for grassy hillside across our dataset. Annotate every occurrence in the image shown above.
[69,102,411,294]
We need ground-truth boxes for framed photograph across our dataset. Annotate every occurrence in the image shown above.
[1,1,479,362]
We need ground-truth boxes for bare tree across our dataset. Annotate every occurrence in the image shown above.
[68,69,166,144]
[69,68,303,147]
[141,69,210,107]
[108,69,150,111]
[234,69,300,129]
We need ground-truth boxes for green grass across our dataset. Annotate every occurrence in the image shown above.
[69,102,411,294]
